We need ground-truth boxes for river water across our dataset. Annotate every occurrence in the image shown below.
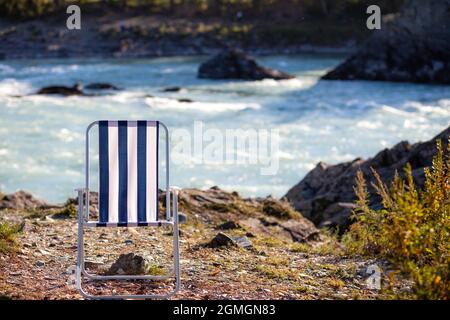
[0,55,449,203]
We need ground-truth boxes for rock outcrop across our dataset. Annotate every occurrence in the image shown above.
[176,187,318,243]
[198,49,294,80]
[284,126,450,229]
[0,190,52,211]
[322,0,450,84]
[106,253,149,275]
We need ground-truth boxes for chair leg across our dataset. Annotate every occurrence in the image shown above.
[172,188,181,294]
[76,188,181,300]
[76,188,85,293]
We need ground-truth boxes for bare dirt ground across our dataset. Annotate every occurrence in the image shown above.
[0,188,412,300]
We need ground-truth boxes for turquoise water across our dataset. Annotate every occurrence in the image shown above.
[0,55,449,203]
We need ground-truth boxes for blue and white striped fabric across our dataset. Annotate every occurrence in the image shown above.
[97,120,159,227]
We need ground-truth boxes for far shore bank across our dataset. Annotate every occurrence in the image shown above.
[0,4,363,61]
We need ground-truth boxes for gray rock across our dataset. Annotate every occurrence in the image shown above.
[178,213,187,224]
[279,219,320,242]
[106,253,148,275]
[285,126,450,230]
[208,232,253,249]
[232,236,252,249]
[322,0,450,84]
[198,49,295,80]
[35,260,45,267]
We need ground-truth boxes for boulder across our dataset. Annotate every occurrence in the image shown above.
[36,83,83,96]
[209,232,236,248]
[284,126,450,229]
[0,190,52,211]
[322,0,450,84]
[106,253,148,275]
[198,49,294,80]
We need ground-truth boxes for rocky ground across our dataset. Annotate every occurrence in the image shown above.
[0,187,412,300]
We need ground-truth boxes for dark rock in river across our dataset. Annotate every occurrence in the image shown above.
[161,86,184,93]
[322,0,450,84]
[85,83,120,90]
[198,49,295,80]
[284,126,450,230]
[36,83,83,96]
[177,98,193,103]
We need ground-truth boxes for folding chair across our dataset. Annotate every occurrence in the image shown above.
[75,120,180,299]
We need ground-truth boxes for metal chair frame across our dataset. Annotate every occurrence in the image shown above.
[75,121,180,299]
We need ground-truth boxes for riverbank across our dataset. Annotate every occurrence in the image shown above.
[0,4,364,60]
[1,126,448,299]
[0,187,411,299]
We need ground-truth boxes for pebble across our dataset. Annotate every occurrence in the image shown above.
[36,260,45,267]
[178,213,187,223]
[39,249,51,255]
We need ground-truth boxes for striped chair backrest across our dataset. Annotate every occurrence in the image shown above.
[98,120,159,226]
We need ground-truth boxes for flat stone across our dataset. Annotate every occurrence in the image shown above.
[231,236,252,249]
[208,232,253,249]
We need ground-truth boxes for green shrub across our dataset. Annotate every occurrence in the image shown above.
[343,139,449,299]
[54,203,78,219]
[0,221,22,254]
